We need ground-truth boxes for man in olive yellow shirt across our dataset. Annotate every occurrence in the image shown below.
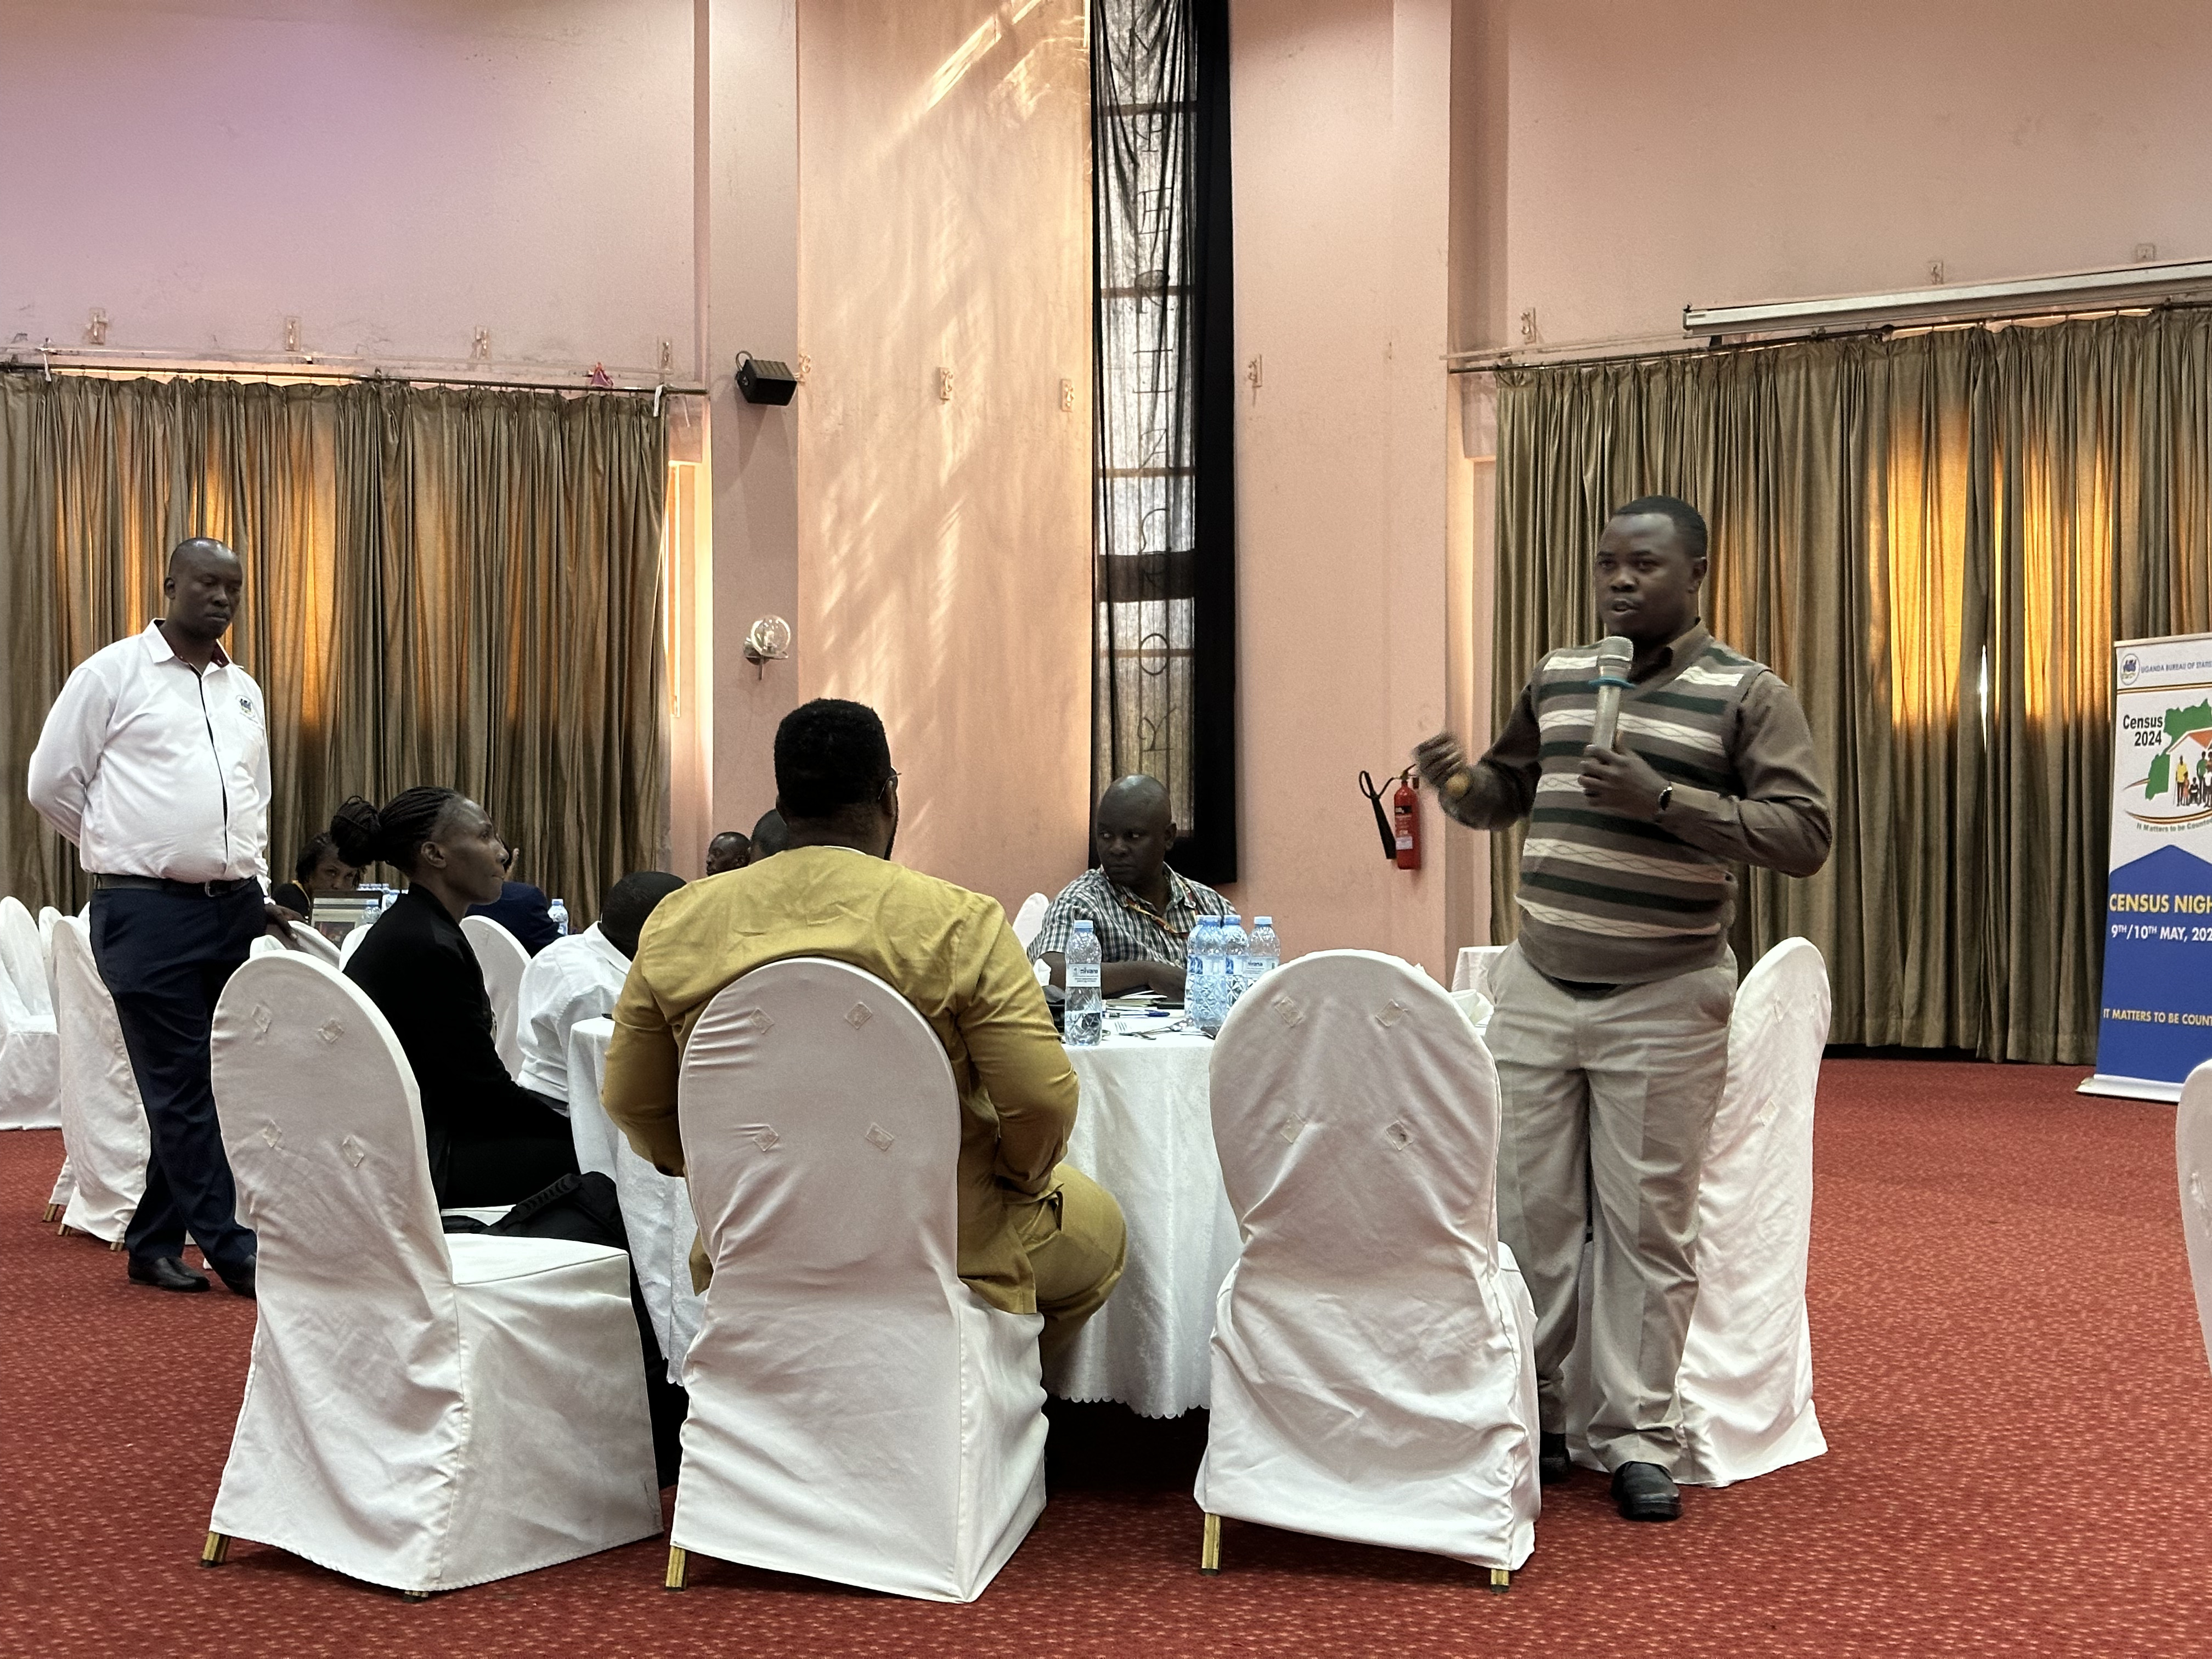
[603,698,1126,1364]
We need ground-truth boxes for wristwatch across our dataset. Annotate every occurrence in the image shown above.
[1654,783,1674,819]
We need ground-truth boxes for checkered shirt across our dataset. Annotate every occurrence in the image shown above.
[1027,865,1232,965]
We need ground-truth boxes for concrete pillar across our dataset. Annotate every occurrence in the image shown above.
[696,0,802,839]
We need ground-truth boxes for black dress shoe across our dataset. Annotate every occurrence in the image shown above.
[128,1255,210,1293]
[1610,1462,1681,1522]
[1539,1431,1572,1485]
[216,1257,256,1300]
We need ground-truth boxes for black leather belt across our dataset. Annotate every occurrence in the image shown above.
[94,874,256,899]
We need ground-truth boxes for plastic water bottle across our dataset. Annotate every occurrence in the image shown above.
[548,897,569,936]
[1248,917,1280,989]
[1188,915,1223,1036]
[1219,913,1251,1009]
[1064,920,1103,1047]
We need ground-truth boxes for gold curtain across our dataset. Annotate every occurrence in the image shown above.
[0,373,666,925]
[1490,312,2212,1065]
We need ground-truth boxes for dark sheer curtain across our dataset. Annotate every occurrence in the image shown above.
[0,372,666,924]
[1091,0,1237,882]
[1489,312,2212,1064]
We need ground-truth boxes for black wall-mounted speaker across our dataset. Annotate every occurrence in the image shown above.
[736,354,798,405]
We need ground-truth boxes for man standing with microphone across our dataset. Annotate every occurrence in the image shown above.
[1415,496,1829,1522]
[29,537,286,1297]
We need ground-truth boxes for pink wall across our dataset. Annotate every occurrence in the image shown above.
[794,0,1094,917]
[1463,0,2212,351]
[1227,0,1462,980]
[0,0,694,372]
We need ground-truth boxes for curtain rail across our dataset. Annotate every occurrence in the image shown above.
[1445,297,2212,376]
[0,353,703,398]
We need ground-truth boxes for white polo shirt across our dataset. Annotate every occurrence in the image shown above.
[26,623,272,884]
[515,922,632,1107]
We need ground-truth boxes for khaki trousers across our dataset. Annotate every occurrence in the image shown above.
[1488,942,1735,1473]
[1011,1163,1128,1369]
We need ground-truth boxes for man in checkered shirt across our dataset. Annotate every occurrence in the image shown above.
[1029,775,1231,1001]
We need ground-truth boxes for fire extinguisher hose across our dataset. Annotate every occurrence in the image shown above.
[1357,770,1398,861]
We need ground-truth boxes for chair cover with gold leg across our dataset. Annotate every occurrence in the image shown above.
[1561,937,1831,1486]
[50,916,146,1241]
[668,958,1048,1602]
[204,953,659,1593]
[2177,1060,2212,1379]
[1195,950,1538,1577]
[459,915,530,1079]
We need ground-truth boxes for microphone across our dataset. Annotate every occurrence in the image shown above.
[1589,634,1635,752]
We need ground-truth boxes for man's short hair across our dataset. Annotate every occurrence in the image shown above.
[775,699,893,820]
[751,809,790,856]
[1612,495,1708,562]
[600,870,686,956]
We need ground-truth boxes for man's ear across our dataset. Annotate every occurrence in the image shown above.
[1166,821,1181,845]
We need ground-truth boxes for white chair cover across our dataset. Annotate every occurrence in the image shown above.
[1011,892,1051,951]
[337,924,371,967]
[286,926,343,966]
[1561,937,1831,1485]
[1,896,52,1018]
[1195,950,1539,1573]
[0,928,60,1130]
[2176,1060,2212,1378]
[566,1018,703,1384]
[38,908,60,1008]
[48,1154,76,1215]
[670,957,1048,1602]
[38,902,60,995]
[460,915,529,1079]
[206,953,659,1593]
[50,916,147,1240]
[252,928,343,967]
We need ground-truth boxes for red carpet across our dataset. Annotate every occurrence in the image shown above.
[2,1059,2207,1657]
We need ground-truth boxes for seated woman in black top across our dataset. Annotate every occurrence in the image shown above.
[331,789,578,1208]
[269,831,360,921]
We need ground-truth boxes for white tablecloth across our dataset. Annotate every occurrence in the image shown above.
[1454,944,1506,995]
[567,1017,703,1385]
[1046,1027,1238,1419]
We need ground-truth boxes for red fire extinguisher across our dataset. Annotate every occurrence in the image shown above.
[1392,767,1422,871]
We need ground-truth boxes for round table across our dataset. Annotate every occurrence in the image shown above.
[1046,1024,1239,1419]
[567,1017,703,1384]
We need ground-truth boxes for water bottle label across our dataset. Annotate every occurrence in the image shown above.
[1068,965,1101,989]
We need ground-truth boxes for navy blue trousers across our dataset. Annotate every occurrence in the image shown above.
[91,884,264,1274]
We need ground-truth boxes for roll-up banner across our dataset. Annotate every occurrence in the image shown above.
[2083,631,2212,1101]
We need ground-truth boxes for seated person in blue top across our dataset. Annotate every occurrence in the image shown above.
[332,789,580,1207]
[467,842,561,955]
[1029,775,1231,1000]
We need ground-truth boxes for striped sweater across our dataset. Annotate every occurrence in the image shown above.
[1455,624,1831,985]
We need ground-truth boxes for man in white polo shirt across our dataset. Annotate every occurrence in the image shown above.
[514,871,685,1113]
[27,537,287,1297]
